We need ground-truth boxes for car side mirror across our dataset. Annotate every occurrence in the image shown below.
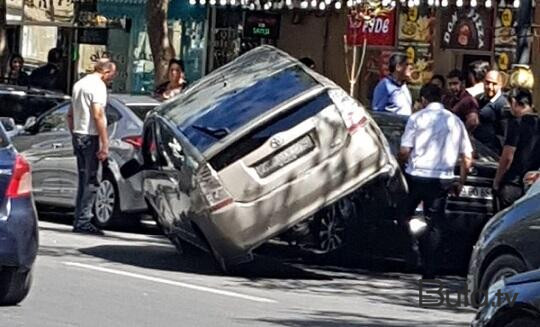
[0,117,16,132]
[23,116,37,132]
[120,158,145,179]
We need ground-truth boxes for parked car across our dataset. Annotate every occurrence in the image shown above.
[0,84,69,124]
[0,123,39,305]
[121,45,403,272]
[471,269,540,327]
[468,174,540,307]
[11,94,159,228]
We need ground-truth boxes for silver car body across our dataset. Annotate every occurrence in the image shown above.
[139,46,400,268]
[13,95,158,214]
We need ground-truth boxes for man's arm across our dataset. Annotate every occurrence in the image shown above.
[67,104,74,133]
[465,112,479,133]
[90,103,109,161]
[398,147,411,166]
[493,146,516,190]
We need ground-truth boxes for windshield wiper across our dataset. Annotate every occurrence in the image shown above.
[192,125,230,139]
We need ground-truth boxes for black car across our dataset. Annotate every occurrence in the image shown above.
[468,179,540,306]
[0,84,69,125]
[372,112,499,271]
[471,269,540,327]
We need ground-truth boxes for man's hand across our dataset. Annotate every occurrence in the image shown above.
[97,143,109,161]
[452,181,464,197]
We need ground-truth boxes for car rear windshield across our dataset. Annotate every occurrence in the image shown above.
[127,105,157,120]
[175,66,319,153]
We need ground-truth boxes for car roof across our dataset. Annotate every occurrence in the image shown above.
[110,94,159,106]
[0,83,70,99]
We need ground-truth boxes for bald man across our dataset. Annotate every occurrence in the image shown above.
[473,70,511,154]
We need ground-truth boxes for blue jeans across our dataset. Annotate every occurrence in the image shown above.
[72,133,100,228]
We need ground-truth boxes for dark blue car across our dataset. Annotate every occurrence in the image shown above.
[0,123,38,305]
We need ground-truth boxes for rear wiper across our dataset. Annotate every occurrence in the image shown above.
[192,125,230,139]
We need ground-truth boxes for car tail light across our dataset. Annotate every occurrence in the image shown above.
[524,171,540,188]
[196,164,233,212]
[328,88,368,135]
[6,154,31,198]
[122,135,143,149]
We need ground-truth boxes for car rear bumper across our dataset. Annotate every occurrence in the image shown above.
[198,158,399,264]
[0,197,39,270]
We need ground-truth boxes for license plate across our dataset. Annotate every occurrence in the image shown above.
[459,185,493,200]
[255,135,315,178]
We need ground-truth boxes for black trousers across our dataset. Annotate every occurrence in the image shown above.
[404,174,453,276]
[72,133,100,228]
[494,183,523,212]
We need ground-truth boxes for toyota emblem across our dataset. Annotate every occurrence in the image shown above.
[270,137,283,148]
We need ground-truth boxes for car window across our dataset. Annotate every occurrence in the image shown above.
[0,92,66,125]
[127,105,157,120]
[106,104,122,125]
[158,126,185,170]
[142,123,161,168]
[38,104,69,133]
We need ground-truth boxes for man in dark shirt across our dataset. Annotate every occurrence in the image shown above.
[473,70,510,155]
[493,88,540,210]
[29,48,67,93]
[442,69,479,132]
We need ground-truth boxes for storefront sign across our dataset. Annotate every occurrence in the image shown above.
[441,8,493,51]
[243,12,281,39]
[6,0,23,23]
[23,0,74,24]
[346,9,396,47]
[494,1,518,72]
[78,28,108,45]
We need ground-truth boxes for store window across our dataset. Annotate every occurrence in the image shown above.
[21,25,58,65]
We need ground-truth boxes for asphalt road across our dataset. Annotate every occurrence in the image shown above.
[0,217,476,327]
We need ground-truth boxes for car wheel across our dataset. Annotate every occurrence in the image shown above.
[93,174,120,228]
[314,197,356,254]
[0,268,32,306]
[480,254,526,295]
[503,317,540,327]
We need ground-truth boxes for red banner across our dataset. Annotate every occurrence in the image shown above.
[346,10,396,47]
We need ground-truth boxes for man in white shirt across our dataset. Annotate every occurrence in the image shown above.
[399,84,473,279]
[67,59,117,235]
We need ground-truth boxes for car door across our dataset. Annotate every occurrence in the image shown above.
[21,104,75,206]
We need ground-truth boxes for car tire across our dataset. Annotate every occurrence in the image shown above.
[480,254,527,296]
[312,197,357,254]
[0,268,32,306]
[503,317,540,327]
[93,173,120,228]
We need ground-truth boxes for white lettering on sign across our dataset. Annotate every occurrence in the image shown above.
[443,9,485,49]
[361,17,390,34]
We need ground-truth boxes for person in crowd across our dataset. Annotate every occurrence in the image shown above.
[466,60,490,97]
[66,59,117,235]
[372,53,413,115]
[299,57,315,69]
[473,70,510,155]
[154,59,187,101]
[399,84,473,279]
[442,69,479,133]
[29,47,66,93]
[493,88,540,211]
[430,74,446,89]
[4,54,28,86]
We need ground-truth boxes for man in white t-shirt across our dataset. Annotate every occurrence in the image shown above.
[67,59,117,235]
[399,83,473,279]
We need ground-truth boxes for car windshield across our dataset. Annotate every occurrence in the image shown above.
[127,105,157,120]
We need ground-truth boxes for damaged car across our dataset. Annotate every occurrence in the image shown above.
[121,45,404,272]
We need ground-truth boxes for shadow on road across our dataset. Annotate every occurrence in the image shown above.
[240,309,470,326]
[78,244,333,281]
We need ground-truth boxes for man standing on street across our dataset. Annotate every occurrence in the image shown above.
[473,70,510,155]
[67,59,117,235]
[399,84,473,279]
[442,69,479,133]
[372,53,413,116]
[493,88,540,211]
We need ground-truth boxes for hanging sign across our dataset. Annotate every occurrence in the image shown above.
[440,8,493,51]
[346,9,396,47]
[243,12,281,39]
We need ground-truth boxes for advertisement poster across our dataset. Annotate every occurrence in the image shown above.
[23,0,74,24]
[346,9,396,47]
[398,6,435,86]
[6,0,23,23]
[440,8,493,51]
[494,2,517,72]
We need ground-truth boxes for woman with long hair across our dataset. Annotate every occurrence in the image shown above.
[154,59,187,101]
[5,54,29,86]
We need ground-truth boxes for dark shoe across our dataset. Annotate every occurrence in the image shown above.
[73,223,104,236]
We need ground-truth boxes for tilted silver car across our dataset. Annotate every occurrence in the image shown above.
[122,46,402,272]
[12,94,159,227]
